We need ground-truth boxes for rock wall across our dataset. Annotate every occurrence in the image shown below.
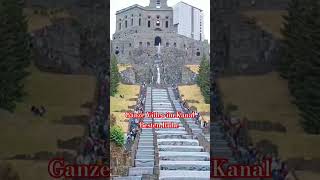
[119,47,198,85]
[32,18,85,74]
[30,0,109,75]
[212,0,282,75]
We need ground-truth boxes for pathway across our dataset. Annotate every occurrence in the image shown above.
[113,87,210,179]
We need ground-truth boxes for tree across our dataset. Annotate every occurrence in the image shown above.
[281,0,320,134]
[0,0,31,112]
[197,55,210,104]
[110,55,120,96]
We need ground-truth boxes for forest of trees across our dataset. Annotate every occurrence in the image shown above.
[280,0,320,134]
[0,0,31,112]
[197,55,210,104]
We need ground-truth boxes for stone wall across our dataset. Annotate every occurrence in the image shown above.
[119,47,198,85]
[212,0,282,75]
[112,33,209,65]
[32,18,85,74]
[30,0,109,75]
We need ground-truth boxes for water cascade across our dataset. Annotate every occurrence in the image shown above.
[156,43,161,84]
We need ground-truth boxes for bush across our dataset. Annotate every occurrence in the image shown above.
[110,125,124,146]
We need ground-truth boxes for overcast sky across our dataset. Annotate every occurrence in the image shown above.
[110,0,210,41]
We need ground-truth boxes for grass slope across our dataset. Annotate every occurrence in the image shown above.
[242,10,287,39]
[0,66,96,179]
[178,85,210,121]
[185,65,200,74]
[218,72,320,160]
[110,83,140,132]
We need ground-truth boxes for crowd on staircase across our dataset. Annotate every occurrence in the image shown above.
[171,84,209,131]
[75,78,108,166]
[211,79,293,180]
[125,83,147,149]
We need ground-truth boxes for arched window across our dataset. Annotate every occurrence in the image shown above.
[173,42,177,47]
[125,20,127,28]
[166,42,169,47]
[139,42,142,47]
[165,21,168,28]
[131,19,133,26]
[139,18,141,26]
[154,36,161,46]
[148,21,151,27]
[147,42,150,47]
[156,20,160,26]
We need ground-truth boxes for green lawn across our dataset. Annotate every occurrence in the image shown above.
[0,66,96,179]
[110,83,140,132]
[178,85,210,121]
[242,10,287,39]
[219,72,320,178]
[185,65,199,74]
[218,72,320,160]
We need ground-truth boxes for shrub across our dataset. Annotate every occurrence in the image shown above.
[110,125,124,146]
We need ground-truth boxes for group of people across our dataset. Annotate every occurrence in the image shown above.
[214,103,290,180]
[125,84,147,149]
[76,80,108,165]
[30,105,46,117]
[171,85,209,130]
[210,74,292,180]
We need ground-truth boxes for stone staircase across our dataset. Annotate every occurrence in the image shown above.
[211,120,237,165]
[156,88,210,180]
[113,87,155,180]
[113,87,210,179]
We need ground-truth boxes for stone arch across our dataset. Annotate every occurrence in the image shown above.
[154,36,161,46]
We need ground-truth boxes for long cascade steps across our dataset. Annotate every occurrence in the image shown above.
[154,87,210,180]
[113,87,210,179]
[113,87,155,180]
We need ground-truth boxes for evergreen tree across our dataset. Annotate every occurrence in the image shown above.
[296,0,320,134]
[0,0,31,112]
[281,0,320,134]
[197,55,210,104]
[279,0,303,78]
[110,55,120,96]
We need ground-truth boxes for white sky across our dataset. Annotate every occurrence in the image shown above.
[110,0,210,41]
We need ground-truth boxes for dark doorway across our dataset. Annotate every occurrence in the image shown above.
[154,36,161,46]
